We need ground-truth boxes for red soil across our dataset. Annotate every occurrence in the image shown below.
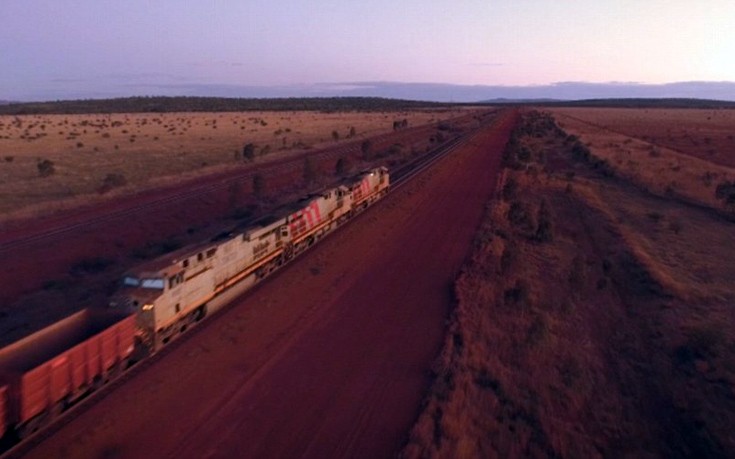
[20,111,517,459]
[0,117,482,344]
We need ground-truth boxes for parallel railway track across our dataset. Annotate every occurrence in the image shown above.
[0,116,480,254]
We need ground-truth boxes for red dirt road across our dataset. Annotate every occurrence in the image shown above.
[21,111,517,459]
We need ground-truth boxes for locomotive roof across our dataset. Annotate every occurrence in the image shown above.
[129,239,218,275]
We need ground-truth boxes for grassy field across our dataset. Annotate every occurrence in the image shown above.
[549,107,735,217]
[0,108,468,220]
[403,110,735,458]
[550,107,735,167]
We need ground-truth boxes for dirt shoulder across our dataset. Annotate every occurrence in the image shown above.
[403,110,735,458]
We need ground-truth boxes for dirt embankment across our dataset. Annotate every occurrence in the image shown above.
[403,110,735,458]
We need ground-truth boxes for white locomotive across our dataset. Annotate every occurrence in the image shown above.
[112,167,389,350]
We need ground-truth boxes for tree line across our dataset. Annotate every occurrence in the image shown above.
[0,96,446,115]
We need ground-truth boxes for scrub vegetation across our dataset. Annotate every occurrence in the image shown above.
[404,109,735,458]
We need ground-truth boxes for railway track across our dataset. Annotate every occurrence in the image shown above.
[0,112,498,459]
[0,117,479,254]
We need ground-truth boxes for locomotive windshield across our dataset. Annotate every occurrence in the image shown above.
[141,278,165,289]
[122,276,164,289]
[123,276,140,286]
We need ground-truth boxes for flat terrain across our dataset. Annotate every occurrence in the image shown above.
[550,107,735,215]
[550,107,735,167]
[0,108,468,219]
[404,110,735,458]
[20,111,517,459]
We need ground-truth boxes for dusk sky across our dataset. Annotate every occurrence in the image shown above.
[2,0,734,101]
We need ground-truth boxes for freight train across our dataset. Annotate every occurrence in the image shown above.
[0,166,390,441]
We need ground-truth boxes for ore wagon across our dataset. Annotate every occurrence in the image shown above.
[0,309,135,438]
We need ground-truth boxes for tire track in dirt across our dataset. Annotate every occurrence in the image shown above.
[21,110,518,459]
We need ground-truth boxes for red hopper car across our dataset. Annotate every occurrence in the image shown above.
[0,309,135,439]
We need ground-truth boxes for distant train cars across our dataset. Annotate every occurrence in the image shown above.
[0,166,389,441]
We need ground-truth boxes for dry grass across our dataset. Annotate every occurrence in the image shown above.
[0,109,468,219]
[549,109,735,214]
[403,110,735,458]
[550,107,735,168]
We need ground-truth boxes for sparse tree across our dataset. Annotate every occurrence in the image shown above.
[37,159,55,177]
[242,143,256,162]
[361,139,372,160]
[332,130,340,141]
[348,126,356,138]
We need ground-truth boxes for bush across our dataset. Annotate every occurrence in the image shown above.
[517,146,532,162]
[504,279,530,306]
[71,257,114,275]
[526,313,550,346]
[242,143,256,162]
[715,180,735,205]
[97,173,127,193]
[252,173,266,199]
[335,157,351,176]
[571,142,591,161]
[502,178,517,201]
[507,201,533,230]
[360,140,372,160]
[37,159,55,177]
[534,200,553,242]
[303,156,317,184]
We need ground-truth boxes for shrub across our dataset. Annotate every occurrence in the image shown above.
[332,130,340,141]
[526,313,550,346]
[242,143,256,162]
[504,279,530,306]
[571,142,591,161]
[715,180,735,205]
[71,257,114,275]
[37,159,55,177]
[501,178,517,201]
[252,173,266,199]
[507,201,532,230]
[534,200,553,242]
[335,157,351,176]
[303,156,317,184]
[500,244,517,273]
[568,255,587,290]
[97,173,127,193]
[361,140,373,160]
[646,211,663,223]
[517,146,532,162]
